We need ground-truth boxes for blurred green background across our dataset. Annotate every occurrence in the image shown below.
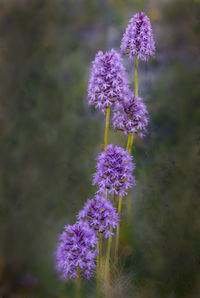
[0,0,199,297]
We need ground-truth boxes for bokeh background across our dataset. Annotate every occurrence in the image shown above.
[0,0,200,297]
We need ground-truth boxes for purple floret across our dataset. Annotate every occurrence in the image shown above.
[78,194,119,239]
[121,12,155,61]
[113,92,148,138]
[87,49,129,114]
[93,144,135,197]
[55,221,98,280]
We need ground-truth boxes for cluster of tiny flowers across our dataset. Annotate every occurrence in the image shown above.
[55,222,98,280]
[121,12,155,61]
[113,92,148,138]
[93,144,135,197]
[55,12,155,283]
[78,194,119,239]
[87,49,129,114]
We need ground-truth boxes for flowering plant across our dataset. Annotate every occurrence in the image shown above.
[55,11,155,297]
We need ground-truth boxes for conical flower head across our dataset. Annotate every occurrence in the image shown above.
[113,92,148,138]
[121,12,155,61]
[78,194,119,239]
[55,221,98,280]
[87,49,129,114]
[93,144,135,197]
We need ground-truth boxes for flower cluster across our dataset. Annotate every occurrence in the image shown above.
[55,222,98,280]
[93,144,135,197]
[87,49,129,114]
[55,12,155,284]
[113,93,148,138]
[78,194,119,239]
[121,12,155,61]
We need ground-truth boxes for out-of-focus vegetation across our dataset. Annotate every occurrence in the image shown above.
[0,0,199,297]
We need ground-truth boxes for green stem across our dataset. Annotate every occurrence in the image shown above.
[126,192,131,224]
[118,195,123,214]
[96,235,101,297]
[99,234,102,266]
[76,266,81,298]
[105,232,112,297]
[126,133,134,154]
[135,56,139,97]
[126,133,131,151]
[103,106,111,295]
[104,189,108,199]
[105,193,116,296]
[114,196,123,263]
[104,105,111,150]
[125,56,138,222]
[130,134,134,152]
[113,192,117,204]
[125,134,134,222]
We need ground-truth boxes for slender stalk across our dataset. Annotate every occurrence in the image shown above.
[105,231,112,297]
[104,189,108,199]
[99,234,102,266]
[125,133,132,223]
[96,235,102,297]
[126,133,131,151]
[103,105,111,295]
[126,57,138,155]
[113,192,117,204]
[126,133,134,154]
[76,266,81,298]
[130,134,134,151]
[104,105,111,150]
[125,56,138,221]
[118,195,123,214]
[105,193,116,296]
[126,192,131,224]
[135,56,139,97]
[114,196,123,263]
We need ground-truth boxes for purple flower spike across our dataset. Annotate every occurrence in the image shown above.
[88,49,129,114]
[78,194,119,239]
[121,12,155,61]
[93,144,135,197]
[55,221,98,280]
[113,92,148,138]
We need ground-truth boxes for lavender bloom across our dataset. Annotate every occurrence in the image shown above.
[55,221,98,280]
[113,93,148,138]
[87,49,129,114]
[78,194,119,239]
[121,12,155,61]
[93,144,135,196]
